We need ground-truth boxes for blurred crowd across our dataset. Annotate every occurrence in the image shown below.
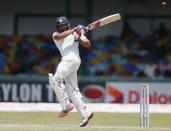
[0,22,171,79]
[0,35,58,75]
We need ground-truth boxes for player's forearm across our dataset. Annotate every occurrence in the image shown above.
[78,39,91,48]
[54,28,75,40]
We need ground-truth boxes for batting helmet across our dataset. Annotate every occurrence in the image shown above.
[56,16,70,32]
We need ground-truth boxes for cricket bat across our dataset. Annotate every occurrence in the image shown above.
[74,13,121,39]
[86,13,121,31]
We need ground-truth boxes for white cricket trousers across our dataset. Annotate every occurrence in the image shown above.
[54,59,89,118]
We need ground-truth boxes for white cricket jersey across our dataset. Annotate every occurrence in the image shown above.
[52,32,86,61]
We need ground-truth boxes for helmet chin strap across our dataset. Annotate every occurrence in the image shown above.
[68,23,71,29]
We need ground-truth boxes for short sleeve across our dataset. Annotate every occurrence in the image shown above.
[52,32,59,39]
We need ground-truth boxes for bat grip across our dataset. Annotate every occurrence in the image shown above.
[85,27,90,31]
[79,27,89,34]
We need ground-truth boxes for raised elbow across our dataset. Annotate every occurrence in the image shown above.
[84,39,91,48]
[86,42,91,48]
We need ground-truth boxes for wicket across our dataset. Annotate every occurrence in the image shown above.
[140,84,150,128]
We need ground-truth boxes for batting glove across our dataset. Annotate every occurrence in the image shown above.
[76,24,88,34]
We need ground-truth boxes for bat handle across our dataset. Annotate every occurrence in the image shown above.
[85,27,90,31]
[79,27,89,34]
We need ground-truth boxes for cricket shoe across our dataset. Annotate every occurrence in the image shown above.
[58,105,74,118]
[80,112,94,127]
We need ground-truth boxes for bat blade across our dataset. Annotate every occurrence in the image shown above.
[87,13,121,31]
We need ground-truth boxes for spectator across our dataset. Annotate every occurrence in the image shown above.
[120,21,138,43]
[143,61,157,79]
[153,22,171,40]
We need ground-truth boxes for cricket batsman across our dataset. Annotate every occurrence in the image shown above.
[48,16,93,127]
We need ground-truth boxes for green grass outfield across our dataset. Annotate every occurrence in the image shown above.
[0,112,171,131]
